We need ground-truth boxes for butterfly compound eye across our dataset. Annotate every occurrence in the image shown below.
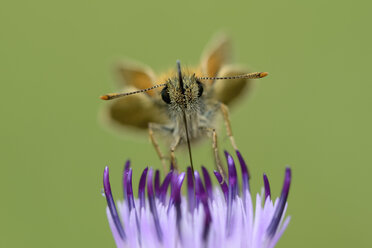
[197,80,204,97]
[161,86,171,104]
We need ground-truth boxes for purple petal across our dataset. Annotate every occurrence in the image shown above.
[225,151,238,197]
[159,171,173,204]
[147,168,163,242]
[202,166,213,200]
[122,160,130,201]
[194,171,205,204]
[106,208,124,247]
[236,150,250,194]
[154,170,161,199]
[173,173,185,203]
[138,168,148,210]
[202,202,212,241]
[127,169,141,238]
[267,167,292,237]
[213,170,228,201]
[263,173,271,200]
[268,216,291,248]
[194,171,211,241]
[187,167,195,212]
[226,183,234,237]
[170,171,179,196]
[124,160,131,170]
[126,168,135,211]
[173,173,185,240]
[103,166,125,240]
[168,173,185,212]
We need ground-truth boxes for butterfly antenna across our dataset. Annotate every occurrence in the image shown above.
[100,83,167,100]
[177,60,195,177]
[197,71,268,80]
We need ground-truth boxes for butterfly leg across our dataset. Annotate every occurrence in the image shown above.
[170,135,181,171]
[200,127,227,182]
[220,103,238,150]
[148,123,168,172]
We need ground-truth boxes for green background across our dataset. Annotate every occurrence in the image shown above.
[1,0,370,247]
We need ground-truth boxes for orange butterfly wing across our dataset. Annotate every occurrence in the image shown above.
[101,61,169,131]
[200,34,255,106]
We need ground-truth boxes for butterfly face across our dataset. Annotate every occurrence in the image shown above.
[161,73,204,113]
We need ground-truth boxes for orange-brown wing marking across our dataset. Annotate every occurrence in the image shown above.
[212,65,254,106]
[200,34,231,83]
[102,89,168,130]
[116,61,157,96]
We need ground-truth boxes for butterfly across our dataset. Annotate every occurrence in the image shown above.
[100,34,267,174]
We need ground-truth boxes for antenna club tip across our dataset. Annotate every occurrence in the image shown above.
[100,95,109,100]
[260,72,269,78]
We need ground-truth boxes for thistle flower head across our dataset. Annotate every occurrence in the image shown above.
[103,150,292,248]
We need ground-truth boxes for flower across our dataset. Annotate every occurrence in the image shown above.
[103,151,292,248]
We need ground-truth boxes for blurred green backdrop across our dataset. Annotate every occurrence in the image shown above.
[1,0,370,247]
